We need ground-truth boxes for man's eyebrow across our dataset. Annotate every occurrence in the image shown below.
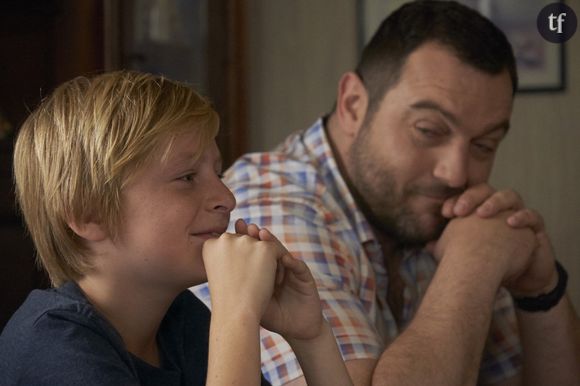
[410,99,510,136]
[410,100,459,125]
[480,122,510,138]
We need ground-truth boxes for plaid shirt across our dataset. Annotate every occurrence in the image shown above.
[192,119,522,385]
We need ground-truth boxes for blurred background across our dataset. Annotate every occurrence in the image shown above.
[1,0,579,330]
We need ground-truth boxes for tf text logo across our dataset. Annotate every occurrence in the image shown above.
[538,3,577,43]
[549,12,567,33]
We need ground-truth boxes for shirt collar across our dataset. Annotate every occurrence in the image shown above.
[301,118,377,244]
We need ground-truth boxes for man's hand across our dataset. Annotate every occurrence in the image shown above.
[442,183,546,237]
[432,211,538,287]
[442,183,524,219]
[440,183,559,296]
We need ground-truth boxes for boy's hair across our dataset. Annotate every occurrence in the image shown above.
[14,71,219,286]
[356,0,518,117]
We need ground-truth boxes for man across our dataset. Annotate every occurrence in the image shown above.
[193,1,580,385]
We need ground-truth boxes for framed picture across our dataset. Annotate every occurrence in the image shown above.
[358,0,565,92]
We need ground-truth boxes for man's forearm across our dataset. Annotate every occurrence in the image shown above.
[371,253,503,386]
[517,294,580,386]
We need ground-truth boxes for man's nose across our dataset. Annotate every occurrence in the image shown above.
[432,146,469,188]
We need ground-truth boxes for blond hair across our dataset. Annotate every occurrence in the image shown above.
[14,71,219,286]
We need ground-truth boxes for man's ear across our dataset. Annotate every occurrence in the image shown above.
[67,218,108,242]
[336,71,369,138]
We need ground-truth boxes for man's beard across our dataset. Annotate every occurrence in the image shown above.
[349,129,462,247]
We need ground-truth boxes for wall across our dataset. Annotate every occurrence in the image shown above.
[245,0,357,151]
[492,0,580,308]
[245,0,580,309]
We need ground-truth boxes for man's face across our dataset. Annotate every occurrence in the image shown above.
[348,43,514,245]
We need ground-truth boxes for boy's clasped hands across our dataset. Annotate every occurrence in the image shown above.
[202,219,352,386]
[203,218,323,341]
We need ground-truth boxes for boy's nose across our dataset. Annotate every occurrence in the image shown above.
[211,178,236,213]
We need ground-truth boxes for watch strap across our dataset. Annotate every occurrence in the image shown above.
[513,260,568,312]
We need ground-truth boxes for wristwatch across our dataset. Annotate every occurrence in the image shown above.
[513,260,568,312]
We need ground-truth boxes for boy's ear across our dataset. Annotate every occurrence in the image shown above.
[67,219,108,242]
[336,71,369,138]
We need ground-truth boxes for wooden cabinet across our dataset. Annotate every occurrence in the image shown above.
[0,0,246,330]
[0,0,101,329]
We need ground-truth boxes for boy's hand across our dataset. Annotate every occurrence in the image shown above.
[235,219,325,341]
[202,232,280,321]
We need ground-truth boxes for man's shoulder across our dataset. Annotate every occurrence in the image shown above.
[226,150,320,187]
[225,151,327,215]
[225,123,330,192]
[223,122,353,229]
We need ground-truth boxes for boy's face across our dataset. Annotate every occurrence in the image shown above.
[111,129,236,292]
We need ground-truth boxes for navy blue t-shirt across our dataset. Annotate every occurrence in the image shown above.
[0,282,271,385]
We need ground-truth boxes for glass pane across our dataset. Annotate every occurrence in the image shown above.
[124,0,208,92]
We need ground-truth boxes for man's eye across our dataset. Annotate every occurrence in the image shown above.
[416,127,439,138]
[473,143,495,155]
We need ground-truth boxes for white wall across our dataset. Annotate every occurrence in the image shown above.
[246,0,580,309]
[491,0,580,307]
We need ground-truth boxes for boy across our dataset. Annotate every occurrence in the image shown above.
[0,71,352,385]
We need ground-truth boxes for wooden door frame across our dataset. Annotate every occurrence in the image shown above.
[104,0,248,168]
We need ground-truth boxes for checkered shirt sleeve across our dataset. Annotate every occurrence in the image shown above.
[191,119,523,385]
[193,154,384,385]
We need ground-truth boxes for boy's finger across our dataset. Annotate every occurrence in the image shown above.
[258,228,273,241]
[247,223,261,239]
[234,218,247,234]
[275,261,285,285]
[259,229,288,253]
[281,254,310,281]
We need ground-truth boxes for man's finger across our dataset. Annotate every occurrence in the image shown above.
[452,184,495,216]
[476,189,524,217]
[441,196,459,218]
[506,208,545,233]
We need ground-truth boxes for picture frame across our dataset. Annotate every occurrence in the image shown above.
[358,0,565,92]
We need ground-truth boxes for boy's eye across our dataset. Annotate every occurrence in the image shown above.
[178,173,196,182]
